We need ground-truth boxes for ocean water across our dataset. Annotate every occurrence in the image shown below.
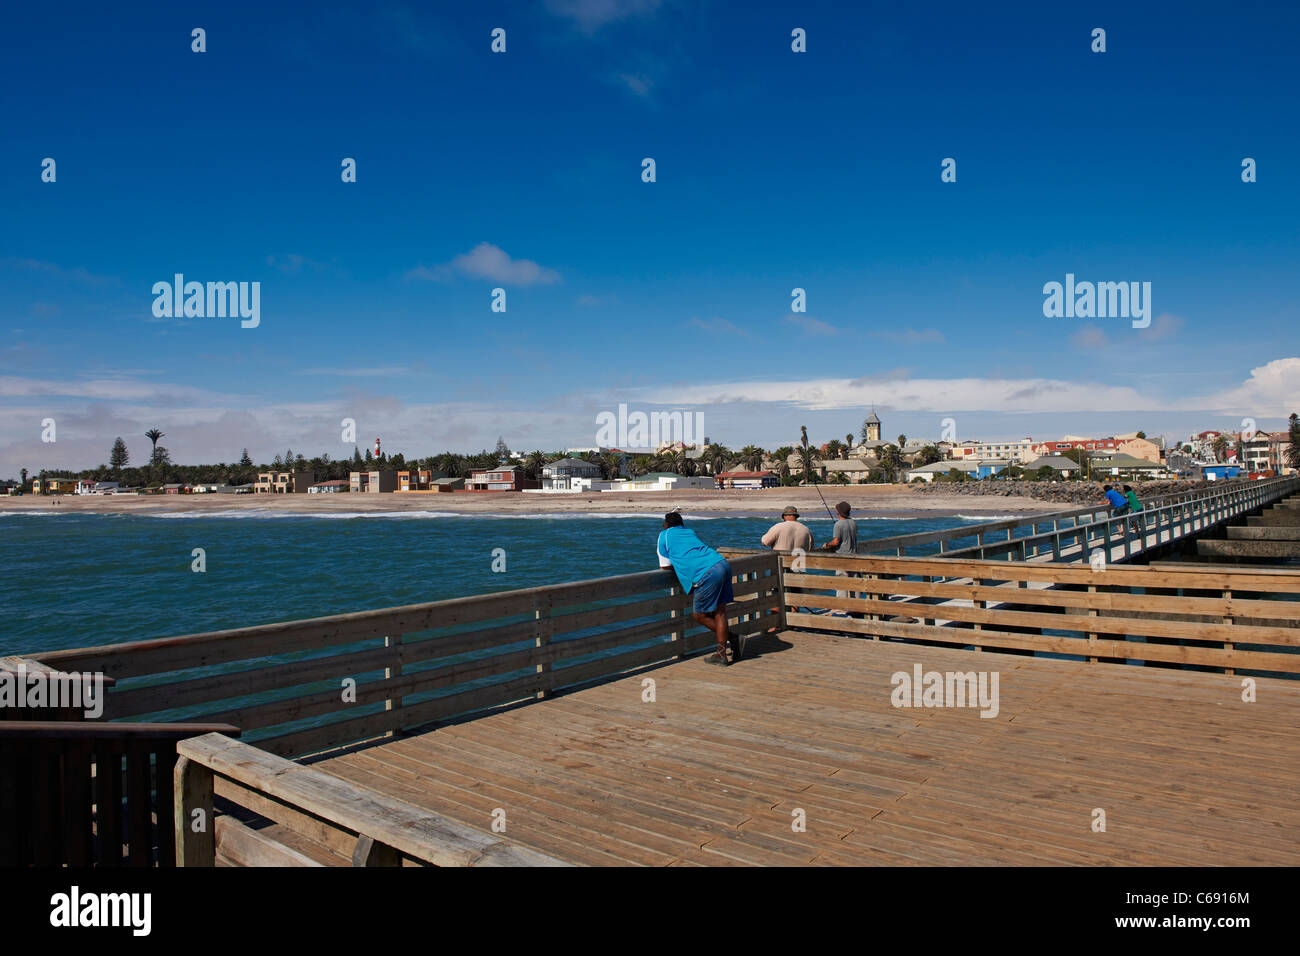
[0,510,985,655]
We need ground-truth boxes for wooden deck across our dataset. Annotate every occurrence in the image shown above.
[310,631,1300,866]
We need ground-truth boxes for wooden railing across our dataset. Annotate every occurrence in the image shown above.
[27,553,783,759]
[0,655,115,721]
[175,733,567,866]
[771,551,1300,676]
[861,475,1300,560]
[0,720,237,866]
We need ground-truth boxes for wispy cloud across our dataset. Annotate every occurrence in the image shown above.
[299,366,410,377]
[544,0,662,34]
[869,327,945,345]
[1138,312,1183,342]
[1070,324,1110,350]
[786,315,841,336]
[409,243,561,286]
[266,254,328,274]
[688,316,749,337]
[617,72,653,97]
[0,374,230,404]
[1,258,117,288]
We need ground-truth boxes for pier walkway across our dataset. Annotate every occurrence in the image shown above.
[307,631,1300,866]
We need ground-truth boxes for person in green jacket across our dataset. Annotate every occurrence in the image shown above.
[1122,485,1143,535]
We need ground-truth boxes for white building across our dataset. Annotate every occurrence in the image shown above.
[605,473,714,492]
[906,460,981,483]
[541,457,603,491]
[951,439,1038,464]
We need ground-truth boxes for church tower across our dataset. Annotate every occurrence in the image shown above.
[864,409,881,443]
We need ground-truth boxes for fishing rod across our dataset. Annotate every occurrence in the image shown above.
[810,474,836,520]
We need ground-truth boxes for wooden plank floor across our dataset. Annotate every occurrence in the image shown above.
[313,631,1300,866]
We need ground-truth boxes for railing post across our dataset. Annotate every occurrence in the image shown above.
[174,755,215,866]
[670,585,686,658]
[384,633,402,734]
[353,834,401,866]
[774,556,789,631]
[534,597,553,699]
[1222,588,1235,677]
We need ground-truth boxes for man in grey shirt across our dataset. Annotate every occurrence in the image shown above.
[820,501,859,611]
[822,500,858,554]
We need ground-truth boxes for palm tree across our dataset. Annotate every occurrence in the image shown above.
[878,444,904,483]
[1211,435,1228,463]
[739,445,764,471]
[599,451,622,480]
[897,433,907,449]
[706,443,727,475]
[630,455,653,478]
[145,429,164,456]
[845,433,854,452]
[524,450,548,481]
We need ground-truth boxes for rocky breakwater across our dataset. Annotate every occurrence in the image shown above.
[910,479,1220,507]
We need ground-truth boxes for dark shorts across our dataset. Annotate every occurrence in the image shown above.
[692,559,734,614]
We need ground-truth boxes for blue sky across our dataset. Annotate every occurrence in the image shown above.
[3,0,1298,472]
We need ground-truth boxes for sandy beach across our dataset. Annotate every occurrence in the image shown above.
[2,485,1063,518]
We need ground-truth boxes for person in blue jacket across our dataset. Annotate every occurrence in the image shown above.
[656,511,741,665]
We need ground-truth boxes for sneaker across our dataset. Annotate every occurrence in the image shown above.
[727,631,744,662]
[704,651,730,666]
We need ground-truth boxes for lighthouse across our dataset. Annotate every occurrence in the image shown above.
[374,437,381,460]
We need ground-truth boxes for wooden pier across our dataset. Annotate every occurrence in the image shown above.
[4,479,1299,867]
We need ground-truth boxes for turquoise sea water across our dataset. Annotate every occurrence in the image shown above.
[0,510,993,655]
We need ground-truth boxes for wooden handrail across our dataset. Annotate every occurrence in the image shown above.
[175,733,569,867]
[858,475,1299,557]
[17,553,783,758]
[773,550,1300,675]
[0,720,236,738]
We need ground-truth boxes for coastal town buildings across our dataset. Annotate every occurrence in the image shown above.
[541,457,603,491]
[256,470,313,494]
[308,480,349,493]
[952,439,1038,464]
[466,464,539,492]
[906,460,981,482]
[397,470,435,492]
[715,470,779,489]
[621,473,714,491]
[350,470,397,493]
[1022,455,1080,477]
[822,459,874,483]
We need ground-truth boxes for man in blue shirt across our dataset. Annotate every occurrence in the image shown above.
[1103,485,1129,514]
[657,511,739,665]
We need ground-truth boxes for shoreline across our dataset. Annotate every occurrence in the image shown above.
[1,486,1064,518]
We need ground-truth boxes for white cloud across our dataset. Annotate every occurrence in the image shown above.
[1205,358,1300,414]
[6,360,1298,474]
[409,243,561,286]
